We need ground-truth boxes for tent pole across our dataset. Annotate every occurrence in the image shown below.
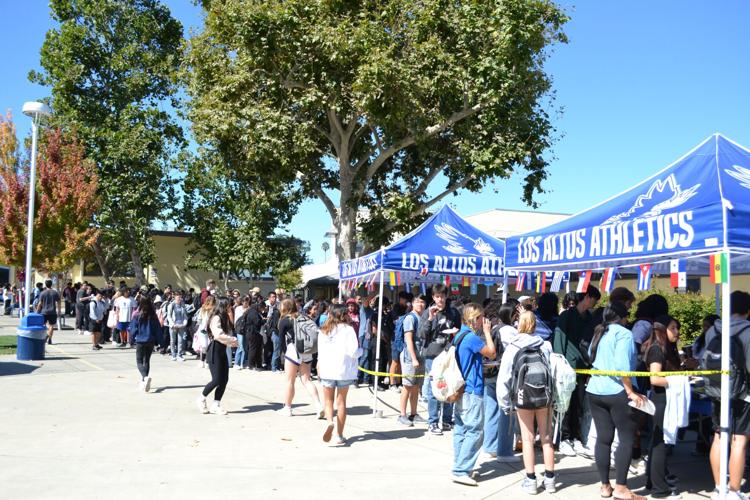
[715,283,721,316]
[718,195,732,499]
[501,272,508,303]
[372,269,385,416]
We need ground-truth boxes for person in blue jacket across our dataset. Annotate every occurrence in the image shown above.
[130,297,162,393]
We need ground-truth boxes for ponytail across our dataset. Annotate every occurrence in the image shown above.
[589,302,629,365]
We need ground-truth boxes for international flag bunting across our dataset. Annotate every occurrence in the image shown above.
[389,272,401,287]
[670,259,687,289]
[550,272,565,293]
[443,275,451,287]
[420,283,427,294]
[600,267,616,293]
[404,282,412,293]
[710,253,728,284]
[419,266,429,277]
[470,281,478,295]
[527,272,536,292]
[576,270,592,293]
[365,273,377,292]
[462,276,471,287]
[515,272,526,292]
[535,273,546,293]
[637,264,653,291]
[450,283,460,295]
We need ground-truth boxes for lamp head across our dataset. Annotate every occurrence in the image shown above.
[22,101,52,120]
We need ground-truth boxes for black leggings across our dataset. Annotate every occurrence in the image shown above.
[588,391,638,486]
[647,391,670,494]
[247,333,263,369]
[203,350,229,401]
[136,342,154,378]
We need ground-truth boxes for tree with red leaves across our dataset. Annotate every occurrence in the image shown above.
[0,112,100,273]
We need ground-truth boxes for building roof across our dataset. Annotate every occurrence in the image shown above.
[463,208,570,240]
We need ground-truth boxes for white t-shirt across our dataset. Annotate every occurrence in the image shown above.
[114,297,136,323]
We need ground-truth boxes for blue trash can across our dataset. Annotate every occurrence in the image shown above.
[17,313,48,361]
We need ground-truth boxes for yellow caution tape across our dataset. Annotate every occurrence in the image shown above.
[359,366,728,378]
[357,366,427,378]
[574,369,729,377]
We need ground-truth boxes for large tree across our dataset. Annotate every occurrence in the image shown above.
[30,0,184,284]
[0,113,100,273]
[181,147,309,291]
[187,0,568,260]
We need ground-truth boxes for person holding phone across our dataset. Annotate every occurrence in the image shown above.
[586,302,646,500]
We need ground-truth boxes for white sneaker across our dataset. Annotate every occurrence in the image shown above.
[196,396,209,414]
[629,457,647,475]
[143,376,151,392]
[209,402,228,415]
[558,439,576,457]
[234,365,242,371]
[521,477,538,495]
[452,474,478,486]
[496,454,522,463]
[278,406,293,417]
[573,439,589,454]
[177,357,184,363]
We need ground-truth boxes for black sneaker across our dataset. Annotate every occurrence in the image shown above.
[429,423,443,436]
[441,422,453,432]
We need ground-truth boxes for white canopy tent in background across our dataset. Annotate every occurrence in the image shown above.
[505,134,750,499]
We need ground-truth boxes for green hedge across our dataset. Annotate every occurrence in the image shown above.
[598,290,717,345]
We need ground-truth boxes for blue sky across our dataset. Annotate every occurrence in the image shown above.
[3,1,749,264]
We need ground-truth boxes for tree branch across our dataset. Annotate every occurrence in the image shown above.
[413,165,443,198]
[358,102,485,193]
[311,183,338,224]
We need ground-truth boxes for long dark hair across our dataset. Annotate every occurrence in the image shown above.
[137,297,157,323]
[589,302,629,365]
[321,304,350,335]
[642,315,681,371]
[498,299,519,326]
[211,296,232,334]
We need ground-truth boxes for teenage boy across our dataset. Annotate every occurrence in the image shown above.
[113,288,136,347]
[36,280,60,345]
[398,294,427,426]
[418,284,462,435]
[167,291,189,361]
[88,290,106,350]
[705,291,750,500]
[553,285,601,456]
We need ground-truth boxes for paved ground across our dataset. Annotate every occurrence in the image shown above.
[0,314,719,500]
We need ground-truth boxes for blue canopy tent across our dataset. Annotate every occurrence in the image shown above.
[338,204,506,413]
[505,134,750,498]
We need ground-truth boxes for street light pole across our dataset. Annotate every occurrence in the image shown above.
[21,102,52,316]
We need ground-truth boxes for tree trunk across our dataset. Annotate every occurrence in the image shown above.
[129,246,144,287]
[91,238,111,281]
[223,270,229,294]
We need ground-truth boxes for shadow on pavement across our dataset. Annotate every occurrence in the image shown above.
[346,428,426,445]
[0,361,41,376]
[152,384,204,394]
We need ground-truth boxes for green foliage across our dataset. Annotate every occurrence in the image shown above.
[30,0,185,282]
[275,268,303,294]
[186,0,568,258]
[180,148,309,279]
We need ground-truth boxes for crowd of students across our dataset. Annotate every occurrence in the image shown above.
[24,277,750,499]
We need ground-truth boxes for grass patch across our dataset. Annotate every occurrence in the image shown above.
[0,335,17,355]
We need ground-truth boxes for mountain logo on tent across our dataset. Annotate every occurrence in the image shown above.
[603,174,701,224]
[726,164,750,189]
[434,223,497,257]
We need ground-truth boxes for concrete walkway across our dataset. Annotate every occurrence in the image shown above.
[0,314,718,499]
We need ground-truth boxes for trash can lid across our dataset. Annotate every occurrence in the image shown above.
[21,313,46,329]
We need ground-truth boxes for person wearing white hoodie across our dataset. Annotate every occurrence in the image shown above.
[498,310,556,495]
[317,304,363,445]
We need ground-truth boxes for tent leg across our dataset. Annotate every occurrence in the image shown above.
[715,283,721,316]
[501,272,508,303]
[372,270,385,417]
[718,254,731,499]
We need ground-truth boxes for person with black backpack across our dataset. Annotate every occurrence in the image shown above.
[703,290,750,499]
[498,310,556,494]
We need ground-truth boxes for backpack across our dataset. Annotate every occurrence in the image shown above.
[703,325,750,401]
[429,331,470,403]
[294,314,319,355]
[483,324,505,378]
[157,300,171,327]
[549,352,577,413]
[510,341,553,410]
[393,312,417,355]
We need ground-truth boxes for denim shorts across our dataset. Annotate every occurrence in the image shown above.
[320,379,357,389]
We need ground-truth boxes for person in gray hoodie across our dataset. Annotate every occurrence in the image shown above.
[704,290,750,499]
[166,291,189,361]
[498,310,556,495]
